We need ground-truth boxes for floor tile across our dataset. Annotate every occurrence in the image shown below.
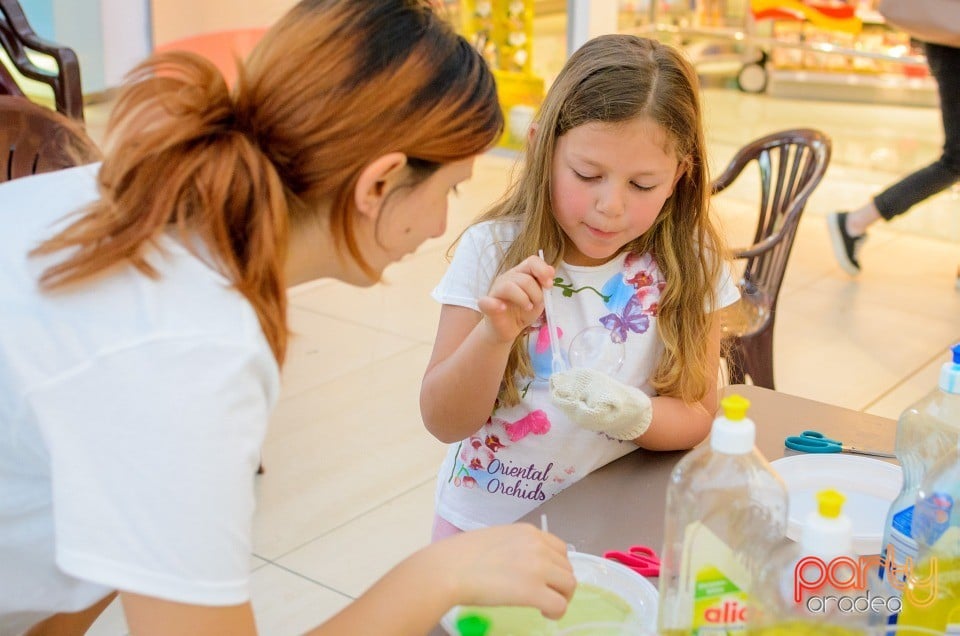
[865,345,958,420]
[86,598,127,636]
[279,306,421,400]
[772,285,960,409]
[254,345,447,559]
[251,564,352,636]
[290,251,451,345]
[275,480,436,598]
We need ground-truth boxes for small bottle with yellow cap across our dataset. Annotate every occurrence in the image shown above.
[747,489,870,635]
[658,394,790,635]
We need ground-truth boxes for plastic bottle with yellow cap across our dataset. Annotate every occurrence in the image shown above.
[748,489,871,635]
[657,394,789,635]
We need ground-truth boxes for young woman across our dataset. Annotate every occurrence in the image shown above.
[0,1,574,634]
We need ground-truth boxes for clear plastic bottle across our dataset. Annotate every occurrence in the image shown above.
[876,343,960,624]
[896,443,960,634]
[748,489,871,635]
[658,394,789,635]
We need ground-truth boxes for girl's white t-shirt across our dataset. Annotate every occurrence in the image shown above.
[0,165,280,635]
[431,220,740,530]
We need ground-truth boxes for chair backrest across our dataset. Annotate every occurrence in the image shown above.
[712,128,831,315]
[0,0,84,120]
[0,94,99,182]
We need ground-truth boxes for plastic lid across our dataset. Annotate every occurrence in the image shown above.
[800,488,854,556]
[711,394,755,454]
[940,343,960,394]
[816,489,845,518]
[720,394,750,420]
[456,614,490,636]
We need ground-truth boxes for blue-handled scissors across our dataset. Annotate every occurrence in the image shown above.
[784,430,895,458]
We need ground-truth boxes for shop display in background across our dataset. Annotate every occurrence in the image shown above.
[617,0,935,105]
[459,0,545,150]
[754,0,928,79]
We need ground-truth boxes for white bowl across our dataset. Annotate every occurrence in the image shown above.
[770,454,902,555]
[440,551,658,635]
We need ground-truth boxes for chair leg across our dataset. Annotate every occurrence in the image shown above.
[741,326,776,390]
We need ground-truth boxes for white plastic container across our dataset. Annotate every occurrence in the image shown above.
[657,394,789,635]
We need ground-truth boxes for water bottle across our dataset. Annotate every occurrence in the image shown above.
[658,394,789,635]
[896,443,960,634]
[876,343,960,624]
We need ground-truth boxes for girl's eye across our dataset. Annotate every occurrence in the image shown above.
[631,182,655,192]
[573,170,599,181]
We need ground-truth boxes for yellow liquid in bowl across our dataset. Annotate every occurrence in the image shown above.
[457,582,633,635]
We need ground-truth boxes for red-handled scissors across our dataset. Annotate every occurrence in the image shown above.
[602,544,660,577]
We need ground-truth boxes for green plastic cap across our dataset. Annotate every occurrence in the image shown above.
[456,613,491,636]
[720,394,751,421]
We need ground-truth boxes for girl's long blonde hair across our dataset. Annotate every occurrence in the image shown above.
[477,34,726,406]
[30,0,502,366]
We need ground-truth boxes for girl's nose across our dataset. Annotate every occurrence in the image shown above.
[596,185,624,216]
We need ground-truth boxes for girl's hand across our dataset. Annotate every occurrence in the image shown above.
[433,524,576,620]
[477,255,555,344]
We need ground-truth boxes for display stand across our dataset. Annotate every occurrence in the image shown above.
[618,0,936,106]
[460,0,545,150]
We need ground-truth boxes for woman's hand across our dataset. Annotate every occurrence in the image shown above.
[431,523,576,620]
[477,255,555,345]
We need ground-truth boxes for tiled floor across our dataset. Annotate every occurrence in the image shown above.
[81,83,960,636]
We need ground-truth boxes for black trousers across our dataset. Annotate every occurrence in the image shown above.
[874,42,960,220]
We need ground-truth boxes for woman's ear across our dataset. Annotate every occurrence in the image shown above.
[354,152,408,219]
[527,122,538,144]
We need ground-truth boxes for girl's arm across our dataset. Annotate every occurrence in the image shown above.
[119,525,575,636]
[633,312,722,451]
[421,256,555,443]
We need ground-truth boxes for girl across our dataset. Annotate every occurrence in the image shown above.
[0,1,575,634]
[421,34,740,538]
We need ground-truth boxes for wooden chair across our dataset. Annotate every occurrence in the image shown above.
[0,94,98,182]
[0,0,84,120]
[714,128,832,389]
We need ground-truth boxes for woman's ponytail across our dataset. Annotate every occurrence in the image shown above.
[32,51,292,364]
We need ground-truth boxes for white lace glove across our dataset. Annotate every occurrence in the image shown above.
[549,368,653,441]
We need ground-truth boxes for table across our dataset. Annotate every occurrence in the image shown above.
[427,384,896,635]
[517,384,896,556]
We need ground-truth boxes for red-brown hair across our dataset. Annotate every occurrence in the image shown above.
[31,0,502,366]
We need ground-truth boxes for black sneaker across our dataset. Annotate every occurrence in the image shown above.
[827,211,866,276]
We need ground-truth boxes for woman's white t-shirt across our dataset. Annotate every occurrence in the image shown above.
[432,220,740,531]
[0,165,280,635]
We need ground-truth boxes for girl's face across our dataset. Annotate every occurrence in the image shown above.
[550,117,683,267]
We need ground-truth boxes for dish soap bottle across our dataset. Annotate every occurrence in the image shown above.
[877,343,960,624]
[658,394,789,635]
[896,443,960,634]
[748,489,870,635]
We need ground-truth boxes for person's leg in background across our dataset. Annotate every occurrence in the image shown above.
[828,42,960,275]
